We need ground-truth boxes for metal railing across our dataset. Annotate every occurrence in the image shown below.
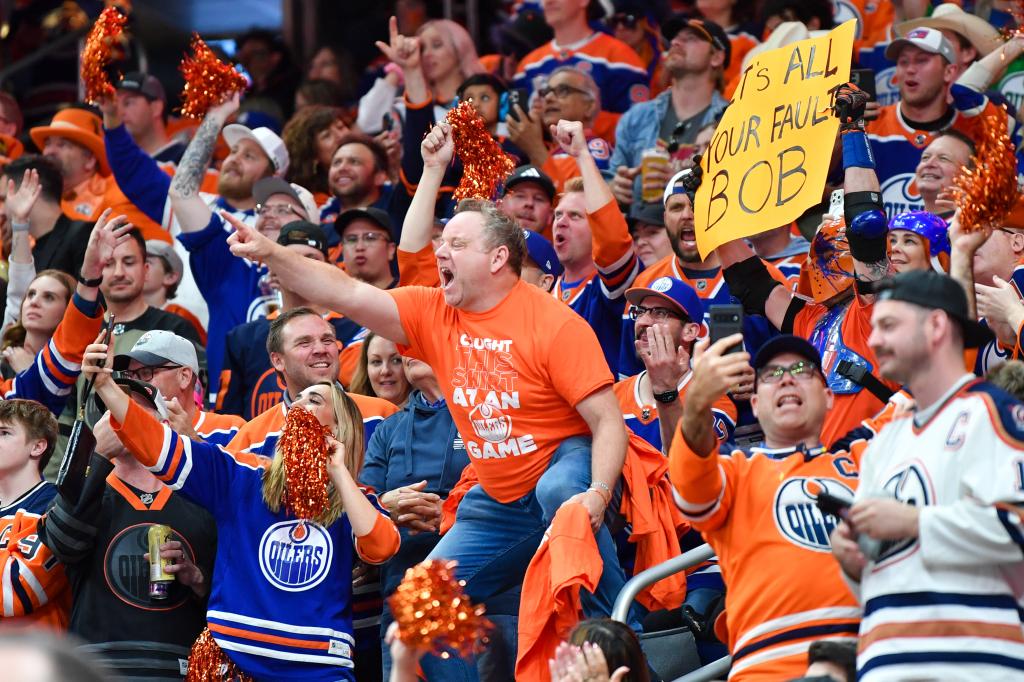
[611,543,733,682]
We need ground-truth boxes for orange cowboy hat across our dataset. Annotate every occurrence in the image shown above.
[29,108,109,176]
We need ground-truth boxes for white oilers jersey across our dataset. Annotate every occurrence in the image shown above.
[855,377,1024,681]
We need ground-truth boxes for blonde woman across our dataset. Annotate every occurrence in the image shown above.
[83,337,400,682]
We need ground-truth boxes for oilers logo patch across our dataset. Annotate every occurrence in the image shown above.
[875,462,933,564]
[259,520,333,592]
[773,477,855,552]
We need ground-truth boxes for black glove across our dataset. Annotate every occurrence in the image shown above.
[833,83,870,133]
[681,154,703,200]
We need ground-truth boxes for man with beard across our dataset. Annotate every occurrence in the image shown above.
[497,165,556,239]
[608,17,730,206]
[320,135,391,229]
[614,167,782,379]
[831,270,1024,681]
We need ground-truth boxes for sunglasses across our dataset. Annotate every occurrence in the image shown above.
[610,13,639,29]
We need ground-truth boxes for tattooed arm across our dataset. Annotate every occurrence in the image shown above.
[169,92,241,233]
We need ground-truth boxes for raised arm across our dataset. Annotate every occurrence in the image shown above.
[168,93,241,232]
[225,212,408,344]
[3,170,39,337]
[399,122,453,254]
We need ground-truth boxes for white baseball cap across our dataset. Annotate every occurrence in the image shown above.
[113,330,200,375]
[222,124,289,176]
[885,27,956,64]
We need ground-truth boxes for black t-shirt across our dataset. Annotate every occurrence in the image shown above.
[32,215,92,278]
[41,456,216,679]
[114,306,205,349]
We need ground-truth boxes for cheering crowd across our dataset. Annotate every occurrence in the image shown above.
[2,0,1024,681]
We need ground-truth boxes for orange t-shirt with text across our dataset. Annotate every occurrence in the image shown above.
[389,280,613,502]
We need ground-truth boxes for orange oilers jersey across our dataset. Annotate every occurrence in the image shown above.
[669,427,865,681]
[613,370,737,452]
[226,392,398,458]
[793,295,900,448]
[540,135,613,194]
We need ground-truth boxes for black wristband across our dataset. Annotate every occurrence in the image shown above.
[653,388,679,404]
[722,256,782,315]
[843,190,889,264]
[77,272,102,287]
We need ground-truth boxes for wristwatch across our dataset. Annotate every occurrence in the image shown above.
[653,388,679,404]
[77,271,103,287]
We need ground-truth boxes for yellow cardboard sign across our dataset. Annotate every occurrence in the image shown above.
[695,20,856,259]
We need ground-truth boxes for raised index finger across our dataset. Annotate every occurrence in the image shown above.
[389,15,399,43]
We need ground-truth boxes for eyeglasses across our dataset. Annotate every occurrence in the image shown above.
[537,84,593,100]
[757,361,820,384]
[342,232,390,246]
[124,364,180,382]
[610,13,639,29]
[256,204,300,218]
[628,305,684,322]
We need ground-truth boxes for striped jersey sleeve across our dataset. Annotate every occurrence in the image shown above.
[0,510,68,625]
[590,200,640,300]
[6,293,103,415]
[113,400,265,517]
[667,421,736,531]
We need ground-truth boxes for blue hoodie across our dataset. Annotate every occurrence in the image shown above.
[358,390,469,596]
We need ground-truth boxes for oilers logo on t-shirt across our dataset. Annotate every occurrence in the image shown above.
[259,520,333,592]
[469,402,513,443]
[773,477,855,552]
[999,70,1024,114]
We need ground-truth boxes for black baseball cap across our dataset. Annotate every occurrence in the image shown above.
[117,71,166,103]
[335,207,395,241]
[629,201,665,228]
[661,16,732,69]
[503,165,556,201]
[278,220,329,258]
[752,334,825,376]
[873,270,992,348]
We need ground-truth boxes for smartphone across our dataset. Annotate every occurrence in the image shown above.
[100,313,115,347]
[849,68,876,101]
[506,88,530,122]
[815,491,853,520]
[381,114,394,132]
[708,304,743,354]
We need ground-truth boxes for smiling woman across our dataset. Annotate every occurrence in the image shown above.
[350,333,411,407]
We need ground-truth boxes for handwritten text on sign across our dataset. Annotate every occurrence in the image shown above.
[695,20,855,259]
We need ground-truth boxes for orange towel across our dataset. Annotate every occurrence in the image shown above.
[515,503,603,682]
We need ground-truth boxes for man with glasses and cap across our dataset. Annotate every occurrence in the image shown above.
[614,276,735,453]
[114,330,242,447]
[831,269,1024,681]
[609,16,730,207]
[669,332,867,681]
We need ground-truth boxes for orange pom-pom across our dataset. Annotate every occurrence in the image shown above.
[951,109,1019,232]
[178,33,249,119]
[80,7,127,104]
[278,405,332,520]
[185,628,252,682]
[445,101,517,201]
[389,560,492,659]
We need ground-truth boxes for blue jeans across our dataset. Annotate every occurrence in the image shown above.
[418,436,639,681]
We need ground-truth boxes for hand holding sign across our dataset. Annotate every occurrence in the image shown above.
[696,20,856,259]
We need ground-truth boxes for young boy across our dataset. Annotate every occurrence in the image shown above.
[0,399,68,628]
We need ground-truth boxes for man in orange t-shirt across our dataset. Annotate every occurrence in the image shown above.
[224,119,635,680]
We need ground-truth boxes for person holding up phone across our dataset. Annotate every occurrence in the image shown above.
[668,333,869,681]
